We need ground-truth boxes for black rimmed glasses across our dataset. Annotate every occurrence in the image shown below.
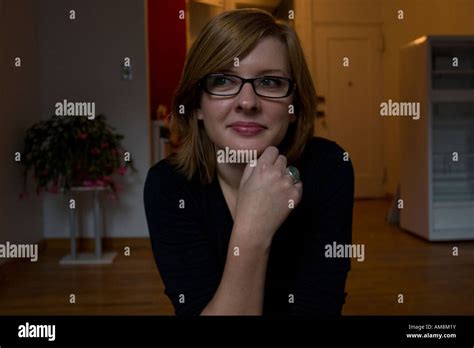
[199,73,296,98]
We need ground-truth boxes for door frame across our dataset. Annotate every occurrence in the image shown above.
[313,24,385,198]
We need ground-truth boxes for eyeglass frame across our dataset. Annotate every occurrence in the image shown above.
[198,73,296,99]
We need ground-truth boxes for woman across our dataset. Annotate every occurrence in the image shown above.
[144,8,354,316]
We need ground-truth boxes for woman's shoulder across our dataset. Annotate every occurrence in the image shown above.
[146,157,179,183]
[300,137,354,204]
[302,136,351,167]
[144,156,197,198]
[300,136,354,188]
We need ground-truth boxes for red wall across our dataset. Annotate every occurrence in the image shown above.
[148,0,186,119]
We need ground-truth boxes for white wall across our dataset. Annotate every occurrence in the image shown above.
[37,0,150,238]
[0,0,43,251]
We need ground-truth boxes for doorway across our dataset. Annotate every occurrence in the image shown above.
[313,25,384,197]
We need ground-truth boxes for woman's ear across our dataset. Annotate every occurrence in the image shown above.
[197,108,204,120]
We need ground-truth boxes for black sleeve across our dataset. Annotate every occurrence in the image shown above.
[290,141,354,316]
[143,162,219,316]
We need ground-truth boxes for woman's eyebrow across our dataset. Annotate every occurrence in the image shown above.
[257,69,287,75]
[217,68,289,76]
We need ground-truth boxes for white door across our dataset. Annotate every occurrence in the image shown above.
[313,25,384,198]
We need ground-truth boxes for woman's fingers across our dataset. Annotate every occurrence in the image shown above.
[274,155,287,173]
[292,181,303,204]
[257,146,279,167]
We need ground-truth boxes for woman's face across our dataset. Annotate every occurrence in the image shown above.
[197,36,295,156]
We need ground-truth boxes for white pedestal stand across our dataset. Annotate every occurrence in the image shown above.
[59,186,117,265]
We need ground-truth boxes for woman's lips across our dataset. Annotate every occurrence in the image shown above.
[229,122,266,136]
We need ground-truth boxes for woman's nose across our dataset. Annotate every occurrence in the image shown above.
[235,82,259,112]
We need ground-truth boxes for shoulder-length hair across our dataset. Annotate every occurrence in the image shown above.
[169,8,317,184]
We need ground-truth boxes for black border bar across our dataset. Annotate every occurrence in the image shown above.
[0,315,473,345]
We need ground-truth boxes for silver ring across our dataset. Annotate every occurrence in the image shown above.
[286,166,300,184]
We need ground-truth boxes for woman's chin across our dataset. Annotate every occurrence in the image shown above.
[223,141,268,154]
[223,135,270,148]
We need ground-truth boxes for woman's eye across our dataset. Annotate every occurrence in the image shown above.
[211,76,232,86]
[260,78,282,87]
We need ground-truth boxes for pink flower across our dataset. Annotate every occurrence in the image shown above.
[90,148,101,155]
[116,166,127,175]
[83,180,94,187]
[78,132,88,140]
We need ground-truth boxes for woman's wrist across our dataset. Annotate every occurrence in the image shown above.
[232,218,274,252]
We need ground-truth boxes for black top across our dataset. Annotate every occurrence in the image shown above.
[144,136,354,316]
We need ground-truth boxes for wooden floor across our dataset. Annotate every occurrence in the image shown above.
[1,198,473,315]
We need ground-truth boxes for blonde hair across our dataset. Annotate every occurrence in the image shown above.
[169,8,317,184]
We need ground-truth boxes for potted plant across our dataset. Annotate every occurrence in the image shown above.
[20,114,137,200]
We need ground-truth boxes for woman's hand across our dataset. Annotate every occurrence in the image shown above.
[233,146,303,248]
